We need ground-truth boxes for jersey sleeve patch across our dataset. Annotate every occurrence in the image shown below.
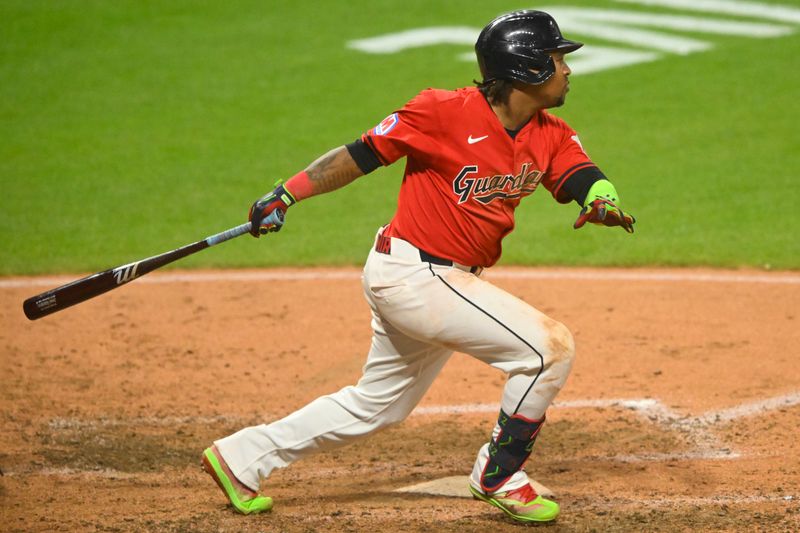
[373,113,399,136]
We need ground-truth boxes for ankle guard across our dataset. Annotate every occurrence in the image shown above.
[480,410,545,492]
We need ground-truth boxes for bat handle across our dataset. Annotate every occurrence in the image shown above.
[205,210,284,246]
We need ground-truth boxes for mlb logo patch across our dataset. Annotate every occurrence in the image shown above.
[373,113,399,136]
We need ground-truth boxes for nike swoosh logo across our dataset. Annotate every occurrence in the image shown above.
[468,134,488,144]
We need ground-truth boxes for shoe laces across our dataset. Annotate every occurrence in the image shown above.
[503,483,539,504]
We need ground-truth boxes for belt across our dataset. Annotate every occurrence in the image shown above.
[374,231,483,276]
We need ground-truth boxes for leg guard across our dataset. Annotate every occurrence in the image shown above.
[480,410,545,493]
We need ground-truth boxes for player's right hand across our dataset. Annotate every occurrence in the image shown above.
[573,180,635,233]
[248,182,296,237]
[573,198,635,233]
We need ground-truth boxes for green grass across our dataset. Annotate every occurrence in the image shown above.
[1,0,798,274]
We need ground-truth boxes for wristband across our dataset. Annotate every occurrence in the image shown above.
[584,179,620,207]
[284,171,314,202]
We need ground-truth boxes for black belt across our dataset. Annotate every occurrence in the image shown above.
[420,250,483,275]
[418,249,454,267]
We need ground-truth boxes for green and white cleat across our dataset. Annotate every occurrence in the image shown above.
[470,483,560,523]
[202,446,273,514]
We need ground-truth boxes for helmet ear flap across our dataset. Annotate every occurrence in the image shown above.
[519,51,556,85]
[526,52,556,84]
[506,48,556,85]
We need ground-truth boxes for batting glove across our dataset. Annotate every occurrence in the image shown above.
[573,180,635,233]
[248,182,296,237]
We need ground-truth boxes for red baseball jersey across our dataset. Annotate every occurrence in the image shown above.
[363,87,595,267]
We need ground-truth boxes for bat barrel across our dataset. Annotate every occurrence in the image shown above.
[23,271,118,320]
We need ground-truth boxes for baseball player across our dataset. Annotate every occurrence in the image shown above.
[202,10,634,524]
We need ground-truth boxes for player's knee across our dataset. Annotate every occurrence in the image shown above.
[515,319,574,376]
[540,318,575,372]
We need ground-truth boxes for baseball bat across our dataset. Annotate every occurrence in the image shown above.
[22,211,283,321]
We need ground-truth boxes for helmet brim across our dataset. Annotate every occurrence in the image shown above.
[547,39,583,54]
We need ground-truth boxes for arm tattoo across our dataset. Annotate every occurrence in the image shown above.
[305,146,365,195]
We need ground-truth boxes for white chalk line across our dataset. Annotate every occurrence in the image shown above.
[411,398,660,415]
[46,414,242,430]
[2,268,799,289]
[693,392,800,425]
[33,467,139,480]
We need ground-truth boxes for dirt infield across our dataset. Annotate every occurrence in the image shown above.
[1,267,799,532]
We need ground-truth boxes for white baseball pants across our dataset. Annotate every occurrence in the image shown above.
[216,228,575,492]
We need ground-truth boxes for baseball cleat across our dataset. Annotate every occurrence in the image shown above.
[469,483,560,523]
[201,446,273,514]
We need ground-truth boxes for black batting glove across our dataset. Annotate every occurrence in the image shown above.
[248,183,296,237]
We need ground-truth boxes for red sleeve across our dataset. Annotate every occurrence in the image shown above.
[361,90,438,166]
[544,119,596,204]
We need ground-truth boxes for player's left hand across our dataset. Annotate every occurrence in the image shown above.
[573,180,635,233]
[248,183,296,237]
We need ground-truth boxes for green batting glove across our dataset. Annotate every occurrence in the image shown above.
[573,180,635,233]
